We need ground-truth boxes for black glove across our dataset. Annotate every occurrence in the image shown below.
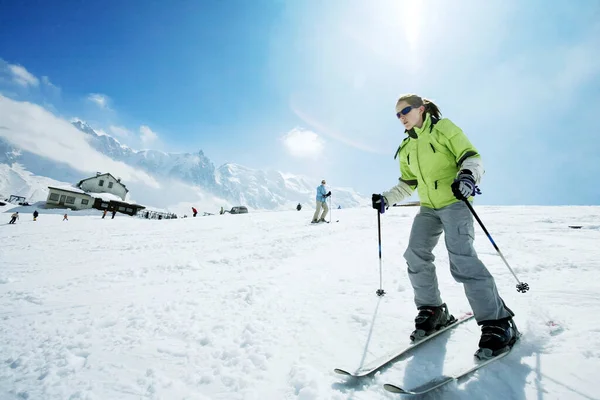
[371,194,386,213]
[451,170,481,200]
[325,191,331,197]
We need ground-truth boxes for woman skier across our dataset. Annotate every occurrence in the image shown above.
[372,94,517,359]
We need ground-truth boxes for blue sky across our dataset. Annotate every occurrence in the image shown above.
[0,0,599,205]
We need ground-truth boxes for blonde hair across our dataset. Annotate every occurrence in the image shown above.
[396,94,442,120]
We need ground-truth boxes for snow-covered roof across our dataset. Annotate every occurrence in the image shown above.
[93,192,145,207]
[48,186,93,196]
[47,186,142,206]
[93,192,128,202]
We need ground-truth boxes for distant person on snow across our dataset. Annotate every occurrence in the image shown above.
[192,207,198,217]
[102,210,107,219]
[296,203,302,211]
[8,212,18,224]
[111,210,117,219]
[33,210,39,221]
[63,213,68,221]
[372,93,516,359]
[311,180,331,223]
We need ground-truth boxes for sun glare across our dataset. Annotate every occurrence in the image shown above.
[397,0,424,52]
[359,0,426,67]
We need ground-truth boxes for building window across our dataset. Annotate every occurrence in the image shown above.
[81,199,89,205]
[49,193,59,201]
[108,182,114,188]
[65,196,75,204]
[99,180,104,187]
[118,206,126,211]
[126,208,133,213]
[101,203,109,209]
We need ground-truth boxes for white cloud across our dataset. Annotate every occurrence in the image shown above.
[109,125,133,139]
[281,128,325,159]
[7,63,39,87]
[107,125,160,149]
[139,125,159,146]
[0,94,159,188]
[87,93,110,109]
[0,60,59,96]
[41,75,60,93]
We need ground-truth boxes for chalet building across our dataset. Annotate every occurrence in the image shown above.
[46,172,145,216]
[46,187,94,210]
[77,172,128,201]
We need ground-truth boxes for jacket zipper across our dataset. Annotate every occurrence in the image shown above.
[415,133,438,209]
[430,143,436,153]
[415,142,436,208]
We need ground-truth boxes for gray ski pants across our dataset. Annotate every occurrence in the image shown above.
[404,201,511,324]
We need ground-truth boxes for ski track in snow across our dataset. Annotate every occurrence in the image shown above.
[0,206,599,399]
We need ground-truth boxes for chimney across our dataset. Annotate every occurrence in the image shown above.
[117,177,121,182]
[96,172,101,176]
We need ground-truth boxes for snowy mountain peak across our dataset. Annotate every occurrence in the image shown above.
[70,119,97,136]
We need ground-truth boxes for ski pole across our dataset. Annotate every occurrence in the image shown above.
[376,203,386,296]
[463,199,529,293]
[330,195,339,223]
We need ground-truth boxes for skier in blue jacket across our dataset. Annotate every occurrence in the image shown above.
[312,180,331,223]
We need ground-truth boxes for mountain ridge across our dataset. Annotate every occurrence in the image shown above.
[0,120,367,212]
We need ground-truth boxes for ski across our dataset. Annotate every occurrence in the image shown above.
[333,312,474,378]
[383,339,518,395]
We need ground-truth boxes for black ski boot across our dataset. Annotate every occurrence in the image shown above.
[474,317,519,360]
[410,303,456,341]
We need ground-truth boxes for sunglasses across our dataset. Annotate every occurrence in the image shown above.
[396,106,415,119]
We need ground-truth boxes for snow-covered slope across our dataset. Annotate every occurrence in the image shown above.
[0,163,72,203]
[1,205,598,399]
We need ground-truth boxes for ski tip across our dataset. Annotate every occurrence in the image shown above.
[383,383,409,394]
[385,376,455,395]
[333,368,352,376]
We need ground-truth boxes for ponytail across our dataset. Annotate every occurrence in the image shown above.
[397,94,442,120]
[422,98,442,120]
